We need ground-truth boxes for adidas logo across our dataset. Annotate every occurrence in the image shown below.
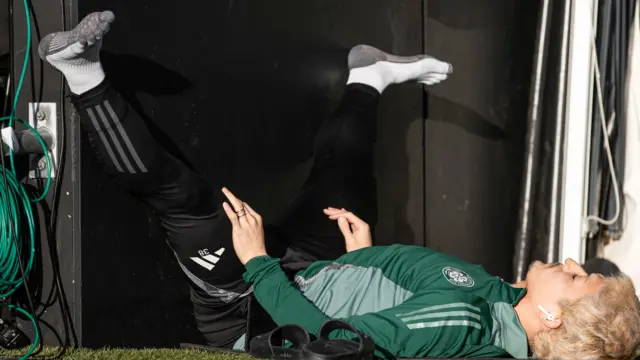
[191,248,225,271]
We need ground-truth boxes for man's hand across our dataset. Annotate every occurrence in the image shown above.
[324,208,372,252]
[221,187,267,265]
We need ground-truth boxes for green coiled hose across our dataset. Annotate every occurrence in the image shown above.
[0,0,53,358]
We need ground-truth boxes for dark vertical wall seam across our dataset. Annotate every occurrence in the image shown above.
[422,0,428,247]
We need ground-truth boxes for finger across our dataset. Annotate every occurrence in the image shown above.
[324,208,346,215]
[337,217,354,239]
[328,210,349,220]
[222,188,252,227]
[327,211,355,220]
[326,207,351,216]
[221,187,245,212]
[222,188,251,226]
[222,202,240,228]
[244,202,262,224]
[330,212,369,229]
[242,202,257,225]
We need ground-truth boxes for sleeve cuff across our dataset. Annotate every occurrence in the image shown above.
[243,255,278,283]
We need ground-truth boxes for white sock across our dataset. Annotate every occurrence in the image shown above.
[347,65,388,93]
[46,42,105,95]
[39,11,115,95]
[347,57,452,93]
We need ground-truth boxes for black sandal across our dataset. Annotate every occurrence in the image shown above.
[302,319,375,360]
[249,324,312,359]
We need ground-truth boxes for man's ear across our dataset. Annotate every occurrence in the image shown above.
[539,310,562,330]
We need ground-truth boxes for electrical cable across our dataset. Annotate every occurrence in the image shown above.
[0,133,44,360]
[584,32,621,227]
[586,0,612,238]
[603,0,626,235]
[584,0,638,242]
[2,0,74,358]
[0,0,55,358]
[35,0,78,356]
[625,0,640,211]
[2,73,9,119]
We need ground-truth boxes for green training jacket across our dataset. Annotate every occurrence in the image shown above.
[243,244,529,359]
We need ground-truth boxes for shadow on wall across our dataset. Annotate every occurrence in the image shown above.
[80,53,204,348]
[428,95,507,141]
[99,45,347,176]
[102,52,194,96]
[101,52,199,171]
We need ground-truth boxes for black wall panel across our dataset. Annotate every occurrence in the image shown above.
[77,0,425,347]
[423,0,539,280]
[6,0,540,349]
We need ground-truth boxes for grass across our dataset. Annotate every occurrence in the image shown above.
[1,345,638,360]
[0,347,254,360]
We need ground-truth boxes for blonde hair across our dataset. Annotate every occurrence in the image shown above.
[532,275,640,360]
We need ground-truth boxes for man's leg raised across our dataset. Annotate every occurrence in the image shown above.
[39,11,250,347]
[272,45,453,261]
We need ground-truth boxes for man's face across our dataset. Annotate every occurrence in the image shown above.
[525,258,605,316]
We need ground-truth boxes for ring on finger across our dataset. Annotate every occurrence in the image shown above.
[236,208,247,217]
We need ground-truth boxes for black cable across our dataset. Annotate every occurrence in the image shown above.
[2,52,10,117]
[0,94,44,356]
[28,0,75,357]
[1,0,16,326]
[601,0,635,239]
[0,2,73,359]
[587,0,611,237]
[585,0,613,260]
[41,0,78,355]
[610,0,632,235]
[603,0,624,236]
[3,1,76,357]
[595,5,613,245]
[597,0,617,237]
[40,0,78,357]
[1,1,46,356]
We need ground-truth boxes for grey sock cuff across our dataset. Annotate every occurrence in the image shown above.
[348,44,428,69]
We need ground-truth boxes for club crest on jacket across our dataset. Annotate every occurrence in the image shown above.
[442,267,474,287]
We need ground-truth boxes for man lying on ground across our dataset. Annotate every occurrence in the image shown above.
[223,188,640,359]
